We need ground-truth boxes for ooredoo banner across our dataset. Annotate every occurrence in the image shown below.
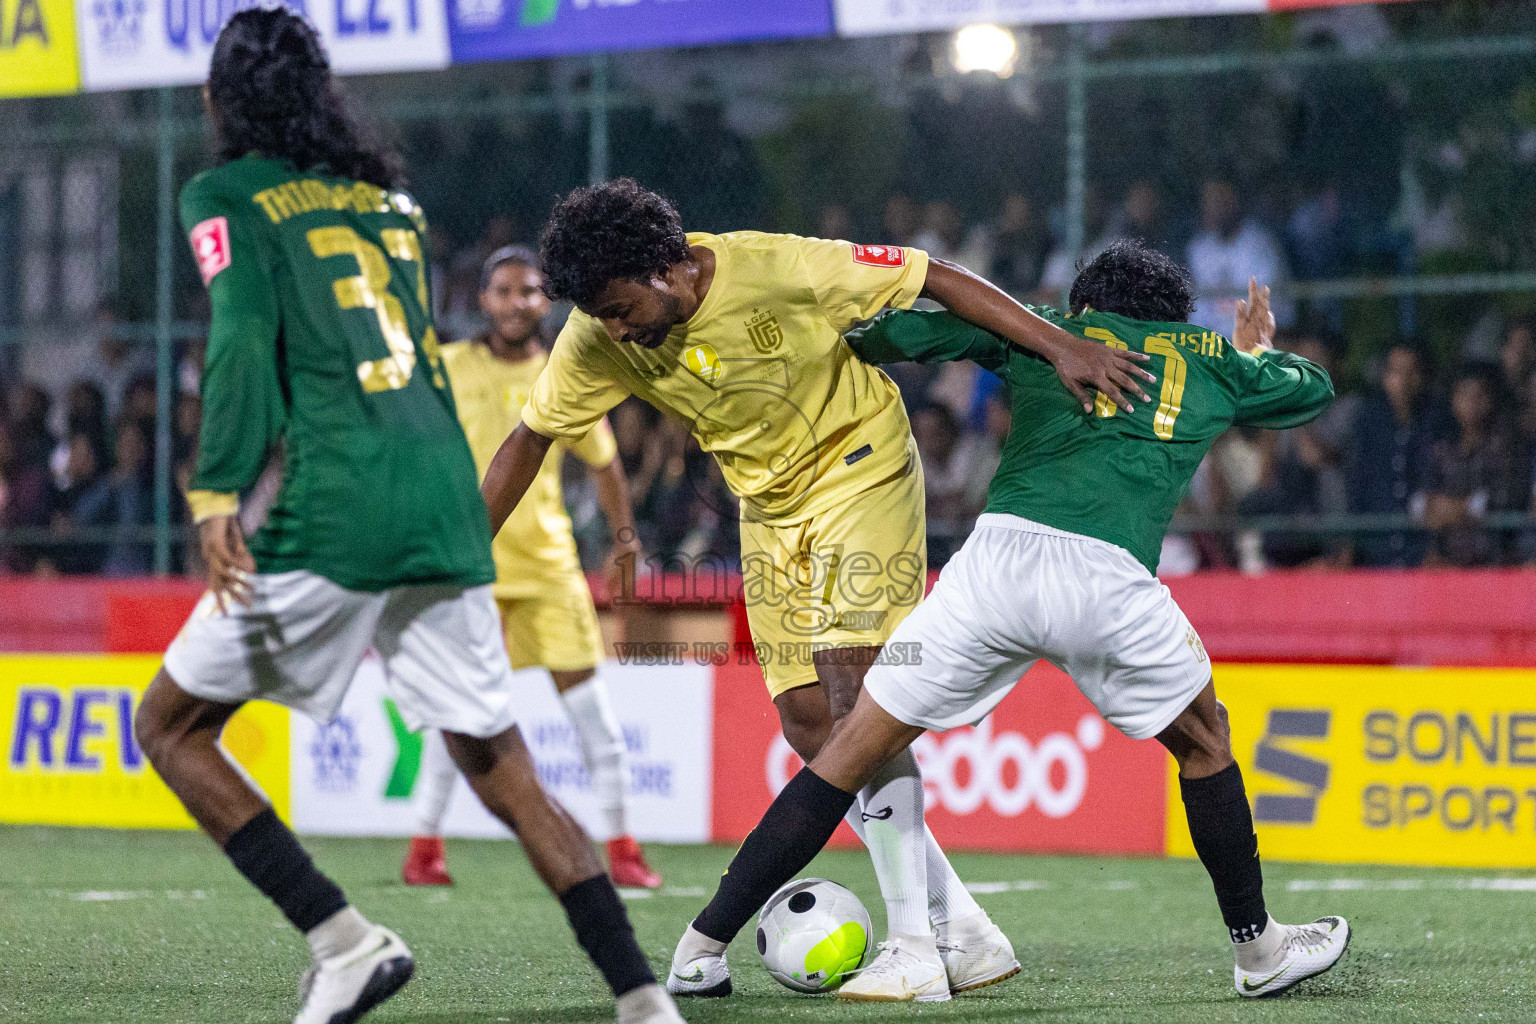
[834,0,1263,35]
[1166,665,1536,869]
[75,0,450,92]
[447,0,833,66]
[289,655,713,843]
[712,659,1169,856]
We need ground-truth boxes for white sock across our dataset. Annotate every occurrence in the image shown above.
[306,906,371,961]
[1233,914,1286,972]
[923,825,982,928]
[855,747,930,939]
[412,729,458,836]
[560,674,628,840]
[673,923,727,967]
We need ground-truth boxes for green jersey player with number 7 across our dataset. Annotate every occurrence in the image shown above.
[672,240,1351,1001]
[134,10,682,1024]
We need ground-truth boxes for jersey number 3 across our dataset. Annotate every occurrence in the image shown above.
[307,225,444,394]
[1089,326,1186,440]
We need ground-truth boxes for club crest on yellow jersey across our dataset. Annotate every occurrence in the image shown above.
[745,308,784,353]
[683,343,723,385]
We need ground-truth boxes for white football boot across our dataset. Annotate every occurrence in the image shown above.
[935,909,1022,994]
[667,924,732,997]
[838,933,951,1003]
[294,924,414,1024]
[1234,916,1351,998]
[615,983,687,1024]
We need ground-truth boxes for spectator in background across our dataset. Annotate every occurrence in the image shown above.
[990,193,1049,297]
[1105,180,1173,253]
[51,430,113,575]
[910,403,970,566]
[51,381,109,493]
[0,409,56,574]
[1422,365,1528,566]
[671,86,766,232]
[1499,319,1534,433]
[913,200,992,277]
[816,204,853,242]
[1186,178,1293,333]
[1036,183,1109,300]
[1347,343,1440,566]
[1237,333,1357,567]
[103,417,154,576]
[882,195,921,248]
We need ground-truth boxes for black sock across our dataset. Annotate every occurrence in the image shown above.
[223,807,349,933]
[693,767,856,944]
[560,874,655,997]
[1181,763,1268,942]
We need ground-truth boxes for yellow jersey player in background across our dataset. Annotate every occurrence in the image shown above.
[402,246,662,891]
[481,179,1154,1002]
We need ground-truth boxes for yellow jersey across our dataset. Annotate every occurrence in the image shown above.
[522,232,929,523]
[442,339,617,598]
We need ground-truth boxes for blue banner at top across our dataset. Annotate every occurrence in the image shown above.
[448,0,834,64]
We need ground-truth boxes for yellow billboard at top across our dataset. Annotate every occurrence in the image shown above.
[0,0,79,96]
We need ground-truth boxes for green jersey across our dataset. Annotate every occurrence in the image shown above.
[181,155,494,591]
[848,307,1334,574]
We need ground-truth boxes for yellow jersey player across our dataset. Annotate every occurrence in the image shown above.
[481,179,1155,1002]
[402,246,661,890]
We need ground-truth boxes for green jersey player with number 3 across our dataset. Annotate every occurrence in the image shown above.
[673,240,1352,1001]
[133,10,682,1024]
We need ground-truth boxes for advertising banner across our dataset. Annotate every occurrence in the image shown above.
[448,0,833,66]
[834,0,1263,35]
[289,655,713,843]
[1167,665,1536,869]
[0,655,289,828]
[75,0,450,92]
[0,0,79,97]
[712,660,1168,855]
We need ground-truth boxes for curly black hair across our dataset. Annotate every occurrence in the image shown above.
[207,8,402,189]
[539,179,693,307]
[1069,239,1195,324]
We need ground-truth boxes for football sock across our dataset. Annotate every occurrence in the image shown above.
[306,906,372,961]
[925,825,983,927]
[223,807,350,935]
[693,767,855,944]
[855,747,930,937]
[560,675,628,840]
[413,729,458,836]
[1180,763,1269,944]
[559,874,655,997]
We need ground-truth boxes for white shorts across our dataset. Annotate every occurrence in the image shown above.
[164,570,519,738]
[864,514,1211,741]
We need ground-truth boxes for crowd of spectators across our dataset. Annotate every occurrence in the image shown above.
[6,173,1536,578]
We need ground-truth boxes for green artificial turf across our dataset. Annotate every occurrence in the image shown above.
[2,826,1532,1023]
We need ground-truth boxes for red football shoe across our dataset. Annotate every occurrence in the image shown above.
[607,835,661,889]
[401,836,453,887]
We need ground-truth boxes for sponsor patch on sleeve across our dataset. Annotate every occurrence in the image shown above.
[189,216,232,287]
[851,243,906,268]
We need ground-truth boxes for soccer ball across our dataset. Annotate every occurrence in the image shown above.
[756,878,872,993]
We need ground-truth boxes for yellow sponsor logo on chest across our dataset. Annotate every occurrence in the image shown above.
[683,344,723,385]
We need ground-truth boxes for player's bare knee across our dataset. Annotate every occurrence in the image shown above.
[775,686,831,761]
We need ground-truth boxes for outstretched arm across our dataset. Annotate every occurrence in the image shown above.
[591,456,644,600]
[482,423,556,536]
[921,257,1155,413]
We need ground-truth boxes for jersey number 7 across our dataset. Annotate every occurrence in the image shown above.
[1088,326,1186,440]
[307,225,445,394]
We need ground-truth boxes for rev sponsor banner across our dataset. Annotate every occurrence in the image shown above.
[289,655,712,842]
[0,655,289,828]
[0,0,80,96]
[711,660,1168,855]
[448,0,832,66]
[76,0,449,92]
[1166,665,1536,869]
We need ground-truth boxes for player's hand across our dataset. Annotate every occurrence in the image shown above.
[1233,277,1276,355]
[198,514,255,612]
[1050,332,1155,415]
[605,527,645,603]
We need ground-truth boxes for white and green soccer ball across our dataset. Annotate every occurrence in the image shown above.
[756,878,872,993]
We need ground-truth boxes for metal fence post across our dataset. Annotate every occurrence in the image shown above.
[153,86,176,575]
[1063,23,1088,309]
[589,53,610,186]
